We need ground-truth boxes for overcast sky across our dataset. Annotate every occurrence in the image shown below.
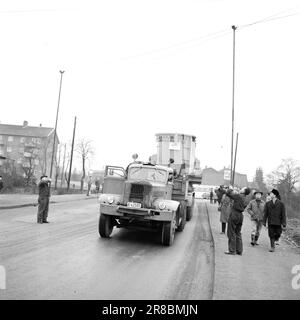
[1,0,300,180]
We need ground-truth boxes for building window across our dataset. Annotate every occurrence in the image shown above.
[8,136,14,142]
[158,136,162,142]
[170,136,174,142]
[37,138,41,144]
[32,138,37,143]
[7,146,12,153]
[0,135,3,140]
[20,137,25,143]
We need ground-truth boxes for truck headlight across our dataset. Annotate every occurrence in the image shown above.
[107,196,114,204]
[158,202,166,210]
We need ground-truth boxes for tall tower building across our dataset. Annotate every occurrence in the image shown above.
[155,133,197,174]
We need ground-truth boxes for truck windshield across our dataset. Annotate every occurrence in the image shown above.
[128,167,168,183]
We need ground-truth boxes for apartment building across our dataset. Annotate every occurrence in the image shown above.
[0,121,59,180]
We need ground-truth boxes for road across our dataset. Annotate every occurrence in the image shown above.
[0,198,214,300]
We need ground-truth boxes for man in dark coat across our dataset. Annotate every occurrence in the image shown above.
[216,185,225,205]
[263,189,286,252]
[225,186,251,255]
[37,175,51,224]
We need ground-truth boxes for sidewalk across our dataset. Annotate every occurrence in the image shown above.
[205,200,300,300]
[0,193,98,210]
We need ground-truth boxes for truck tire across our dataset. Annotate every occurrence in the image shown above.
[161,217,176,246]
[186,198,194,221]
[99,214,114,238]
[177,202,186,232]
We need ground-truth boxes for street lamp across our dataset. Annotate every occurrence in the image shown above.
[230,25,237,185]
[49,70,65,180]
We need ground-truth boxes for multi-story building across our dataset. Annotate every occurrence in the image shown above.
[154,133,200,175]
[0,121,59,182]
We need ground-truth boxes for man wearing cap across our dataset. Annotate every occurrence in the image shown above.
[37,175,51,224]
[225,186,251,255]
[263,189,286,252]
[246,191,265,246]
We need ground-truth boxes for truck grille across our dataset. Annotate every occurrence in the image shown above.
[129,184,144,202]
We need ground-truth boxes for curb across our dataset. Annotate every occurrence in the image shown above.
[0,196,98,210]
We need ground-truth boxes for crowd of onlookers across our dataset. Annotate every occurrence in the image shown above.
[208,185,286,254]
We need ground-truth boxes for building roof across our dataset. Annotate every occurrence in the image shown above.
[155,133,196,139]
[202,167,248,188]
[0,123,54,138]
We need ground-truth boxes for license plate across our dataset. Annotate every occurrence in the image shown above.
[127,202,142,208]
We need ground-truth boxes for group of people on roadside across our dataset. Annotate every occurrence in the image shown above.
[216,185,286,254]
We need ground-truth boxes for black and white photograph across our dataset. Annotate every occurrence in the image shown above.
[0,0,300,312]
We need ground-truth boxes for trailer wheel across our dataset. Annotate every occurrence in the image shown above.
[177,202,186,232]
[186,198,194,221]
[161,216,176,246]
[99,214,114,238]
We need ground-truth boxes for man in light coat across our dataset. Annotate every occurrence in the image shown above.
[246,191,265,246]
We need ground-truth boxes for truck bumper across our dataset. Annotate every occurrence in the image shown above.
[100,203,174,222]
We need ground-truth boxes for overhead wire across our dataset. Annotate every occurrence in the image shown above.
[116,28,231,61]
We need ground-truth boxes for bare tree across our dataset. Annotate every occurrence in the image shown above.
[22,156,37,186]
[76,139,94,191]
[269,158,300,192]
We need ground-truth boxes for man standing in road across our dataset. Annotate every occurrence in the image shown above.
[209,189,214,204]
[225,186,251,255]
[37,175,51,224]
[87,176,92,196]
[246,191,265,246]
[263,189,286,252]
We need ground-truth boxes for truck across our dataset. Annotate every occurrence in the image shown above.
[98,162,193,246]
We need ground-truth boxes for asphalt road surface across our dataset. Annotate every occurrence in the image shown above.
[0,198,214,300]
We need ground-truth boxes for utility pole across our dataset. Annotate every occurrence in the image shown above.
[230,25,237,185]
[60,143,67,188]
[50,70,65,180]
[232,132,239,186]
[67,116,77,191]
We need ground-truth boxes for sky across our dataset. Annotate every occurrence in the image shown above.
[1,0,300,181]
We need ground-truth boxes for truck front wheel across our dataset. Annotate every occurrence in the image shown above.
[161,217,176,246]
[177,203,186,232]
[99,214,114,238]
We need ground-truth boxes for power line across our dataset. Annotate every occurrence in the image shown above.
[239,10,300,29]
[116,28,230,61]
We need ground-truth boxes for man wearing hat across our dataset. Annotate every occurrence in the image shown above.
[225,186,251,255]
[37,175,51,224]
[246,191,265,246]
[263,189,286,252]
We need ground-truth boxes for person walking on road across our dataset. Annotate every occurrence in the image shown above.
[216,185,225,206]
[37,175,51,224]
[209,189,214,204]
[219,187,232,234]
[246,191,265,246]
[263,189,286,252]
[87,176,93,196]
[225,186,251,255]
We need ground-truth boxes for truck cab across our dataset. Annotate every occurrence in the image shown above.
[98,162,187,246]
